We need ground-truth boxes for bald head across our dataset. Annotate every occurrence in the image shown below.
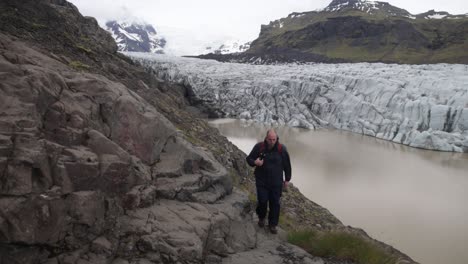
[265,129,278,149]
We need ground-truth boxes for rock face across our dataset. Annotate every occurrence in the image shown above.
[131,54,468,153]
[221,230,327,264]
[0,32,242,263]
[0,1,370,264]
[0,1,419,264]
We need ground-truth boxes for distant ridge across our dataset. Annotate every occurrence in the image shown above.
[199,0,468,64]
[203,40,251,55]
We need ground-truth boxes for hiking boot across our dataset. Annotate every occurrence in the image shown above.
[258,218,265,227]
[269,226,278,234]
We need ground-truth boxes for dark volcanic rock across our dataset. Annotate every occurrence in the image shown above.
[0,30,239,264]
[196,49,345,64]
[0,1,418,264]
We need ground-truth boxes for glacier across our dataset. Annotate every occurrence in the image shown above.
[128,53,468,152]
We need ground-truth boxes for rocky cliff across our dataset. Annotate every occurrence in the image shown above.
[199,0,468,64]
[0,0,416,263]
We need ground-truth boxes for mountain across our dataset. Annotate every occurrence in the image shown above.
[203,40,251,54]
[322,0,412,17]
[200,0,468,64]
[104,20,251,56]
[105,20,166,53]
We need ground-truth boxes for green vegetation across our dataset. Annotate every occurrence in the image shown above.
[278,212,295,230]
[182,131,204,147]
[80,36,92,43]
[249,8,468,64]
[30,22,47,30]
[228,168,241,188]
[69,60,90,71]
[76,44,92,54]
[288,229,397,264]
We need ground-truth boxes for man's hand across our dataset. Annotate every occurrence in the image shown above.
[254,158,264,167]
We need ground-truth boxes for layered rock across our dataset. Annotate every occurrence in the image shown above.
[130,54,468,153]
[0,1,418,264]
[0,1,350,264]
[0,32,244,263]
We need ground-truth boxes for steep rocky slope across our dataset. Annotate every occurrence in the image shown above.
[0,0,416,263]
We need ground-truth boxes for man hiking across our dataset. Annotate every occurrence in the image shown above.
[246,129,292,234]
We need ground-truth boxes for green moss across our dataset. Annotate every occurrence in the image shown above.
[278,212,295,230]
[228,168,241,188]
[247,192,256,203]
[183,132,204,146]
[80,36,92,43]
[30,22,47,30]
[76,44,92,54]
[69,60,90,71]
[288,230,397,264]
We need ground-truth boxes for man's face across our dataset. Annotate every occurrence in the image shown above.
[266,133,277,149]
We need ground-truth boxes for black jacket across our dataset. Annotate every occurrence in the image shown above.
[246,140,292,187]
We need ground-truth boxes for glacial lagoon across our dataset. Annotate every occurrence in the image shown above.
[209,118,468,264]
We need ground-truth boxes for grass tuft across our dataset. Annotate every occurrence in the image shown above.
[30,22,47,29]
[69,60,90,71]
[288,229,397,264]
[76,44,92,54]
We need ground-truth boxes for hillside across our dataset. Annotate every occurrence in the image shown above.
[200,0,468,64]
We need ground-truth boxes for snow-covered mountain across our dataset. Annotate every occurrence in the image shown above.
[104,20,250,56]
[129,53,468,153]
[322,0,411,17]
[105,20,166,53]
[414,10,468,20]
[203,41,251,55]
[321,0,468,19]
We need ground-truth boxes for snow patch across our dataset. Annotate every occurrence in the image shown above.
[324,0,381,13]
[290,13,306,18]
[426,14,447,19]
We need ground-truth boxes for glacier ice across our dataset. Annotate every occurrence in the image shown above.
[128,53,468,152]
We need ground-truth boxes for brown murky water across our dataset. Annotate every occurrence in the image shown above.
[209,118,468,264]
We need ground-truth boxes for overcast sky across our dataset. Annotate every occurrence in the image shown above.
[68,0,468,55]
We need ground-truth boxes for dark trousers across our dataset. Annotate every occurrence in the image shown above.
[256,184,282,226]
